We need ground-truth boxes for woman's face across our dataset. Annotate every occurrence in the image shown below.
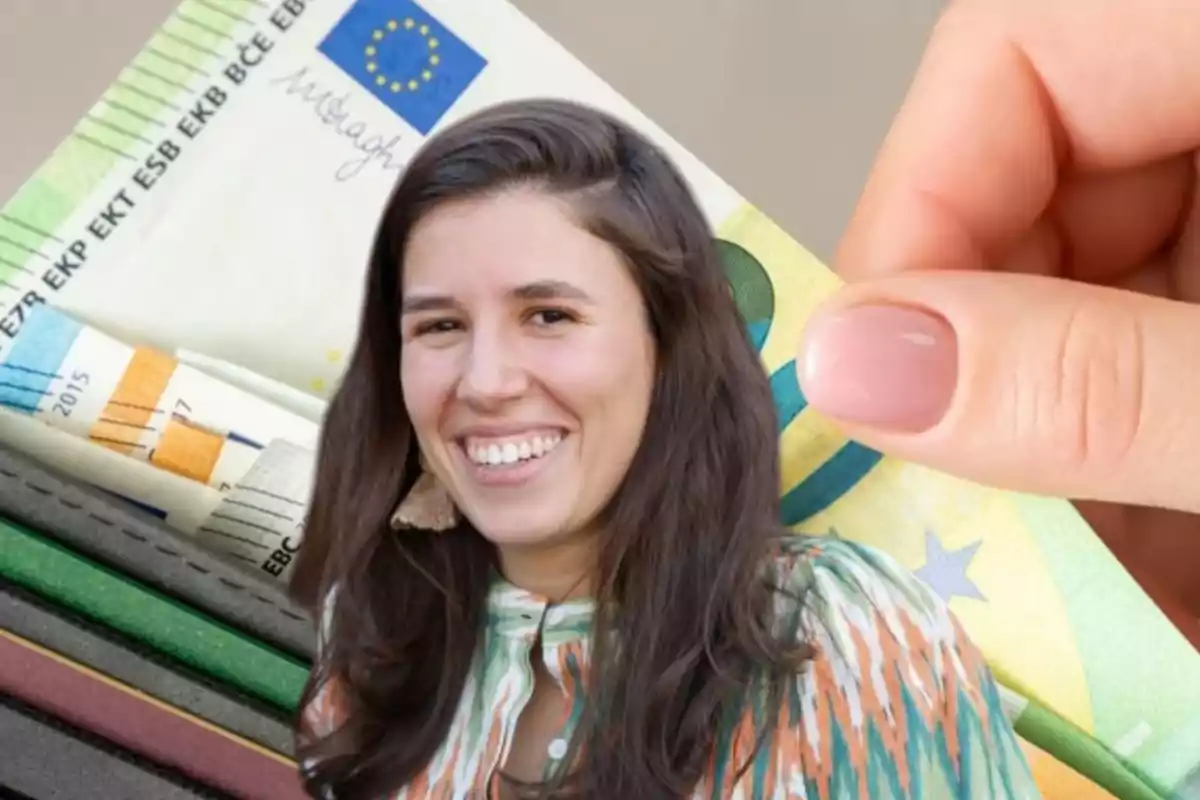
[399,188,656,549]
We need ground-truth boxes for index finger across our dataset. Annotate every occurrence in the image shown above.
[837,0,1200,279]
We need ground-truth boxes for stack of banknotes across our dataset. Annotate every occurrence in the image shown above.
[0,0,1196,796]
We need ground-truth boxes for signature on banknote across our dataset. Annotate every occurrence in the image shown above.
[269,65,406,182]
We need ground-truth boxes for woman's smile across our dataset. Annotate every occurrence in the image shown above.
[455,427,569,488]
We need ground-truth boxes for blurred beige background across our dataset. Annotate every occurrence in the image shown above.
[0,0,945,262]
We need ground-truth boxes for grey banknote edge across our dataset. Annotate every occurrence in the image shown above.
[0,697,228,800]
[0,442,317,659]
[0,579,297,756]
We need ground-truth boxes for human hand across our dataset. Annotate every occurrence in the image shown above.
[796,0,1200,629]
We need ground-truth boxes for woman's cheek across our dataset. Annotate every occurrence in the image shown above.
[401,348,459,416]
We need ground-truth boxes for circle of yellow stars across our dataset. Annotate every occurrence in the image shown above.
[364,17,440,93]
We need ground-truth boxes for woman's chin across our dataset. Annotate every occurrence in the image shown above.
[474,522,568,548]
[467,509,578,550]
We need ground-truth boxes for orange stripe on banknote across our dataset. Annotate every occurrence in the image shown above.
[151,417,224,484]
[89,346,175,455]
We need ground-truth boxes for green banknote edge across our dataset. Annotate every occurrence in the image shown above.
[0,515,309,710]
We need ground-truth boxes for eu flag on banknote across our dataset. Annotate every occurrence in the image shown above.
[319,0,487,135]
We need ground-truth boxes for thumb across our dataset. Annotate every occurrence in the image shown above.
[796,270,1200,513]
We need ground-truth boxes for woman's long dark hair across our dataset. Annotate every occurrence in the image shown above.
[289,98,809,799]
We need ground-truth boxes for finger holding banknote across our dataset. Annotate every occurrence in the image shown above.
[798,0,1200,517]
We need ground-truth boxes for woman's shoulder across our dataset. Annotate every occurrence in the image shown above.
[772,533,970,655]
[768,535,1038,799]
[770,533,993,702]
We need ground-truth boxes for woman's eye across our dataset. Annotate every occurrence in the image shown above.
[530,308,574,326]
[415,319,461,336]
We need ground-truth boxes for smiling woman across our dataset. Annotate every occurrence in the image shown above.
[399,188,657,558]
[287,98,1036,800]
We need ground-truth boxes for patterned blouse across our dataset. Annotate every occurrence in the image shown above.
[304,537,1039,798]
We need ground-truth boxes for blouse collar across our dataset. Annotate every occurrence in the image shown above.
[485,573,596,646]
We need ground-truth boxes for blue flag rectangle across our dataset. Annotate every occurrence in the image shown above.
[319,0,487,135]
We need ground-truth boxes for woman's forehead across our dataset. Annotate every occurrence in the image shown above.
[402,191,632,299]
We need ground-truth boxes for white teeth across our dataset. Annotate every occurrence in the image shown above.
[465,433,563,467]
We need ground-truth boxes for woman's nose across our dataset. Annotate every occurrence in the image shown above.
[455,334,528,408]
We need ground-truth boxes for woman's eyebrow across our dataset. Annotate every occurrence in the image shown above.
[400,294,460,315]
[510,280,593,303]
[401,280,592,314]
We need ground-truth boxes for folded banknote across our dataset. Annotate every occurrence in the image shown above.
[0,0,1196,795]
